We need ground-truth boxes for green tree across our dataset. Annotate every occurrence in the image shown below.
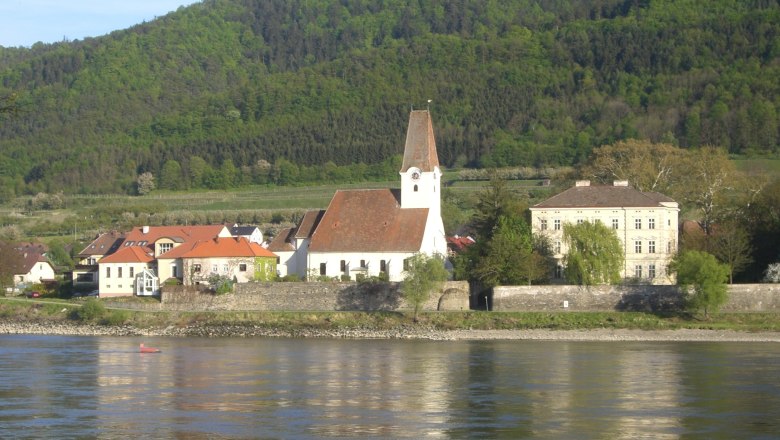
[670,250,730,318]
[563,221,624,286]
[401,253,448,322]
[0,241,23,291]
[473,214,551,286]
[159,159,183,190]
[187,156,209,188]
[472,171,524,241]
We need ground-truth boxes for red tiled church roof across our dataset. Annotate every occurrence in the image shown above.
[309,189,428,253]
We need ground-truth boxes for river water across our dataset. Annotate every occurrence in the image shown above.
[1,335,778,439]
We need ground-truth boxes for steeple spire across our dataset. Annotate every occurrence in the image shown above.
[400,110,439,173]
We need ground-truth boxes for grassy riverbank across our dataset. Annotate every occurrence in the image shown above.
[2,298,779,334]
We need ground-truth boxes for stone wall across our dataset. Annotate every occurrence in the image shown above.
[492,284,780,312]
[153,281,470,312]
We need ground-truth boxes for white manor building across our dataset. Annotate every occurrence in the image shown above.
[530,180,679,284]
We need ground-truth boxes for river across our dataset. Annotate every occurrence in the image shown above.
[1,335,778,439]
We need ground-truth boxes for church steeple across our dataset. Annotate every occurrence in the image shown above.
[400,110,441,213]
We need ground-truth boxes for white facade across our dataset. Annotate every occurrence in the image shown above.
[98,261,153,298]
[15,261,55,285]
[530,181,679,285]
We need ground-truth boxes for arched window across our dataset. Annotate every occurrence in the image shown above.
[413,184,418,192]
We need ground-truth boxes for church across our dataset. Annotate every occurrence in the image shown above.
[269,109,447,282]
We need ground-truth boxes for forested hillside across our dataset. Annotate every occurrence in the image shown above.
[0,0,778,195]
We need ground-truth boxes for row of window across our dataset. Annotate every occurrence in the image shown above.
[553,240,675,255]
[540,217,665,231]
[192,263,248,273]
[105,267,135,278]
[325,259,390,276]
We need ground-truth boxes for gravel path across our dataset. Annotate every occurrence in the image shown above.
[1,321,779,342]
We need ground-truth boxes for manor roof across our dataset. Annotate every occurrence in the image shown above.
[533,182,677,209]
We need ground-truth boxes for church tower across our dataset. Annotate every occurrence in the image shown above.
[399,109,441,218]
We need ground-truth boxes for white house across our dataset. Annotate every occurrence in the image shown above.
[297,109,447,282]
[229,224,263,245]
[530,180,679,284]
[267,210,324,279]
[14,250,56,286]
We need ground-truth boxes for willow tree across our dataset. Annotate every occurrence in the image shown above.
[563,221,624,286]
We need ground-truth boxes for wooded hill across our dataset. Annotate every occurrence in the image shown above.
[0,0,778,195]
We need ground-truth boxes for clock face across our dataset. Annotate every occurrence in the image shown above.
[410,168,421,181]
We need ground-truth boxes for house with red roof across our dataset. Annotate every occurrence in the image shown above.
[158,236,277,285]
[13,245,55,286]
[530,180,679,284]
[72,231,125,290]
[293,110,447,282]
[94,225,232,297]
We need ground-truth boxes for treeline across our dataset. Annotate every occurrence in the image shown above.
[0,0,778,195]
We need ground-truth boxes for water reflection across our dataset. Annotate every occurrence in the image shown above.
[1,336,779,439]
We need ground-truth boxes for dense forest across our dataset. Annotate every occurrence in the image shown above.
[0,0,778,195]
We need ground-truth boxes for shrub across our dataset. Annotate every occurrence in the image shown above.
[75,299,106,322]
[102,310,129,326]
[765,263,780,283]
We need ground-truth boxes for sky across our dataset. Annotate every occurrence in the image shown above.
[0,0,201,48]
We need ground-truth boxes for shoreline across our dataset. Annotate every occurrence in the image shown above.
[1,321,779,342]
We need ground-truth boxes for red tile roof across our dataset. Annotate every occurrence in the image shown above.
[123,225,227,245]
[295,210,325,239]
[267,227,296,252]
[99,246,155,264]
[309,189,428,253]
[400,110,439,173]
[180,237,277,258]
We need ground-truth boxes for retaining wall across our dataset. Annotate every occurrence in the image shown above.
[146,281,470,312]
[491,284,780,312]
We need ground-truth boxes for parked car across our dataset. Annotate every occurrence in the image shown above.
[85,290,100,298]
[26,291,41,298]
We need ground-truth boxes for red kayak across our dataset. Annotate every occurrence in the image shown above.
[139,343,161,353]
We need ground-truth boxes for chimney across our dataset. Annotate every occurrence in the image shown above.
[142,226,149,234]
[575,180,591,187]
[613,180,629,187]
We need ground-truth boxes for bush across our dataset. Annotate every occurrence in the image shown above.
[281,274,300,282]
[340,274,352,282]
[102,310,129,326]
[74,299,106,322]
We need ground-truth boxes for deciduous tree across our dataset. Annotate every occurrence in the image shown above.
[563,221,624,286]
[670,250,729,318]
[402,253,448,322]
[709,221,752,284]
[579,139,684,193]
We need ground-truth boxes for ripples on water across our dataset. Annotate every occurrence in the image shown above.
[1,335,779,439]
